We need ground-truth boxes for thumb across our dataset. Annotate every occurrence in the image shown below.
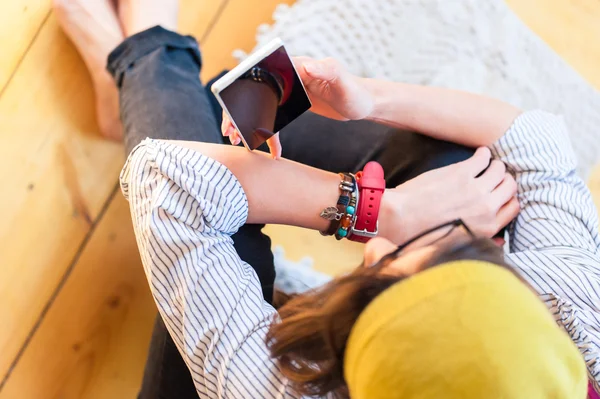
[302,58,340,85]
[461,147,492,177]
[266,133,282,160]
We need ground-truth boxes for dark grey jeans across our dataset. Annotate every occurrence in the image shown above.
[107,26,474,398]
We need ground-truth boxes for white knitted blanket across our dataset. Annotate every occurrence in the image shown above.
[237,0,600,177]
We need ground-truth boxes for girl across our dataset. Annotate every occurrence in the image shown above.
[55,0,600,397]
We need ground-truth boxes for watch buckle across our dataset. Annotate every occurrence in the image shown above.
[349,222,379,238]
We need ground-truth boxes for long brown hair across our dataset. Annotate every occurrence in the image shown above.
[266,238,511,397]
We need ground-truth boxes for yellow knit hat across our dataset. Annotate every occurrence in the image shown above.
[344,261,587,399]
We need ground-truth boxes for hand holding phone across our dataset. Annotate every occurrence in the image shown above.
[219,53,375,157]
[290,56,374,122]
[212,38,312,156]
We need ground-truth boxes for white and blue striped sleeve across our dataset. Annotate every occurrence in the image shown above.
[120,139,302,398]
[490,111,600,388]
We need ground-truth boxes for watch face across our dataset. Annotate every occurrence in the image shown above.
[243,67,284,104]
[219,45,312,150]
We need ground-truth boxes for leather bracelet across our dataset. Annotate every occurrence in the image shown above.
[348,162,385,243]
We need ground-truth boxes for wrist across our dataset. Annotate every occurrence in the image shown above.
[359,78,380,121]
[362,79,423,133]
[348,76,377,121]
[362,78,406,122]
[378,189,410,245]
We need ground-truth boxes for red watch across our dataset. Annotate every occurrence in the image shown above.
[348,161,385,243]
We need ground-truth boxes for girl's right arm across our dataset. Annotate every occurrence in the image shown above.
[487,111,600,390]
[291,56,522,147]
[223,56,522,151]
[362,78,521,147]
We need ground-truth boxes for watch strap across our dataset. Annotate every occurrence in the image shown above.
[242,66,284,105]
[349,161,385,243]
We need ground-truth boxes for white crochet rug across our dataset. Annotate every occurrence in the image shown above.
[237,0,600,178]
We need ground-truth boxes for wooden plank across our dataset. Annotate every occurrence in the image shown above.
[0,195,155,399]
[0,13,123,380]
[0,0,225,384]
[178,0,225,38]
[506,0,600,89]
[0,0,50,92]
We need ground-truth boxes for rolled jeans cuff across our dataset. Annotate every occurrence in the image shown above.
[106,25,202,86]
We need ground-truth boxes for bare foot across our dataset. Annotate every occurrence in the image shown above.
[118,0,179,37]
[53,0,124,140]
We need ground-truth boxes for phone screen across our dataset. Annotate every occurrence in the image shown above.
[219,45,311,150]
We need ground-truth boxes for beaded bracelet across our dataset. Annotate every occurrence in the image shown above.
[319,173,359,239]
[335,175,359,240]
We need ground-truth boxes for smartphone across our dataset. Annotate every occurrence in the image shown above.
[211,38,312,150]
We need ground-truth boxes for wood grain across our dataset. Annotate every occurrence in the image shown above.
[0,14,123,380]
[0,0,50,92]
[0,195,155,399]
[0,0,225,385]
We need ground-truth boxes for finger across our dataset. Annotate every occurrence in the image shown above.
[460,147,492,177]
[291,56,315,69]
[302,57,340,83]
[229,131,241,146]
[478,160,506,191]
[266,133,282,159]
[292,56,318,86]
[492,237,506,246]
[491,173,518,210]
[223,124,235,137]
[363,237,399,268]
[494,196,520,232]
[221,112,231,135]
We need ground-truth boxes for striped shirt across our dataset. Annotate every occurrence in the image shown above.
[120,110,600,398]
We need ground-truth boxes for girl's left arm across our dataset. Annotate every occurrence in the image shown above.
[121,139,304,398]
[119,137,497,396]
[171,140,341,230]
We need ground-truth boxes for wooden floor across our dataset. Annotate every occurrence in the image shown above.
[0,0,598,397]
